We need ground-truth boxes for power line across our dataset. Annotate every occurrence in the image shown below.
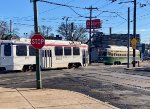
[96,9,127,21]
[37,0,76,15]
[39,0,85,9]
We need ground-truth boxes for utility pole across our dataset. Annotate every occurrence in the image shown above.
[10,20,12,33]
[65,17,69,38]
[133,0,136,67]
[33,0,42,89]
[47,27,49,37]
[85,6,97,64]
[109,27,112,35]
[127,7,130,68]
[71,22,74,41]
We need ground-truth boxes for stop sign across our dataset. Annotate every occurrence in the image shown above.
[31,34,45,49]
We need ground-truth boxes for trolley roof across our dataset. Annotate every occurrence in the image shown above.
[0,38,88,47]
[106,45,139,52]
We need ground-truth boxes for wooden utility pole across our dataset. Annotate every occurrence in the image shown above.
[10,20,12,33]
[85,6,97,64]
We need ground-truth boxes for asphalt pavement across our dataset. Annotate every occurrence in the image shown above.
[0,61,150,109]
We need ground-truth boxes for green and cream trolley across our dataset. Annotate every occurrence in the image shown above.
[97,45,140,65]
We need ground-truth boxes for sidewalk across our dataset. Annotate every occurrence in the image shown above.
[0,87,119,109]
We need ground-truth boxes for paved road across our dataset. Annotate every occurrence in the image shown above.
[0,62,150,109]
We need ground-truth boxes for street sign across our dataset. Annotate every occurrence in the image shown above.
[86,19,102,29]
[31,34,45,49]
[131,38,137,45]
[131,38,137,49]
[132,44,136,49]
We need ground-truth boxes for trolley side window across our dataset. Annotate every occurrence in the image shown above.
[4,44,11,56]
[73,47,80,55]
[16,45,27,56]
[29,46,36,56]
[64,47,71,55]
[55,47,63,56]
[107,51,111,56]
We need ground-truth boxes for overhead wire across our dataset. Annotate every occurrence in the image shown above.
[39,0,85,9]
[38,0,76,15]
[5,0,150,38]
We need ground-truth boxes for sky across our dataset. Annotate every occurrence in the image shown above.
[0,0,150,43]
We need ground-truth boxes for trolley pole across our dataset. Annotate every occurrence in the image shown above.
[33,0,42,89]
[133,0,136,67]
[127,7,130,68]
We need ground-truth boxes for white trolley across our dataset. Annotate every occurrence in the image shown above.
[0,38,89,71]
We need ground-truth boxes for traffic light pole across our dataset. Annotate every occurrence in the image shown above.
[33,0,42,89]
[133,0,136,67]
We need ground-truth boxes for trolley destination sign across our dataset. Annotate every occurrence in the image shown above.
[31,34,45,49]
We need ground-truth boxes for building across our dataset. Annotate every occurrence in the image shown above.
[92,32,141,47]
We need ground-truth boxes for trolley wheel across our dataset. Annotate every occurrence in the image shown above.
[68,63,73,69]
[118,61,121,65]
[74,63,81,68]
[31,65,36,71]
[22,65,29,72]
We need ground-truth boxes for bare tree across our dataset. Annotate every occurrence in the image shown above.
[0,20,19,40]
[57,22,88,43]
[12,28,19,35]
[57,23,66,38]
[29,30,34,38]
[0,21,8,39]
[73,25,88,43]
[29,25,53,39]
[39,25,52,37]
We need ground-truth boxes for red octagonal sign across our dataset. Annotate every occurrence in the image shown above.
[31,34,45,49]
